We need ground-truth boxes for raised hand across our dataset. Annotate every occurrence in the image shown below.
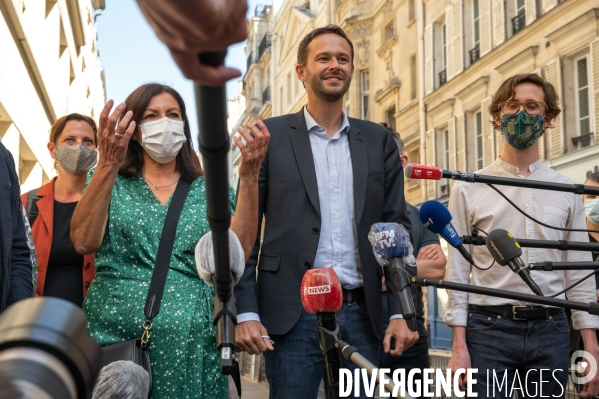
[234,120,270,183]
[97,100,136,168]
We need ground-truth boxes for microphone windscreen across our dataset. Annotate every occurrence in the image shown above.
[195,229,245,286]
[368,223,412,263]
[485,229,523,266]
[300,268,343,314]
[404,164,413,178]
[418,200,452,234]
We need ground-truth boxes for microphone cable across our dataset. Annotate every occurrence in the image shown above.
[548,268,599,298]
[468,227,495,271]
[486,184,599,234]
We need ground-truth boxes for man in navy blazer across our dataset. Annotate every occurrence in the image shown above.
[0,141,33,312]
[234,25,418,398]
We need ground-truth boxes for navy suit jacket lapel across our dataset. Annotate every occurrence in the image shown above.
[348,123,367,226]
[289,110,321,218]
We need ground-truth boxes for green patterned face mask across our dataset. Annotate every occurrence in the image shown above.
[500,111,545,149]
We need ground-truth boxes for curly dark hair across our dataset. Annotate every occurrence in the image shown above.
[489,73,560,132]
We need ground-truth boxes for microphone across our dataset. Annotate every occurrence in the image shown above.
[418,200,476,265]
[405,163,599,196]
[368,223,418,332]
[195,229,245,287]
[301,268,343,399]
[486,229,544,296]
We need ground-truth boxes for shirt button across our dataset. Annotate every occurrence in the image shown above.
[332,210,337,215]
[331,186,336,191]
[334,261,339,266]
[329,165,334,169]
[84,282,91,288]
[334,236,339,241]
[527,233,533,238]
[525,204,531,208]
[312,227,320,234]
[328,143,332,147]
[84,262,91,269]
[304,262,312,269]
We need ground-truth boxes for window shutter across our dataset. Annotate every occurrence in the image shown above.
[426,129,436,199]
[456,114,466,172]
[481,97,494,165]
[545,58,564,158]
[525,0,537,26]
[424,24,434,95]
[492,0,505,48]
[591,39,599,145]
[453,0,463,75]
[542,0,557,13]
[479,0,492,56]
[496,130,504,159]
[446,5,455,79]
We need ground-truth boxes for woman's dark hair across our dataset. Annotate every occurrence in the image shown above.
[118,83,203,181]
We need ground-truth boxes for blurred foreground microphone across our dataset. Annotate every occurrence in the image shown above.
[195,229,245,287]
[301,268,343,399]
[419,200,476,265]
[486,229,544,296]
[0,297,101,399]
[368,223,418,332]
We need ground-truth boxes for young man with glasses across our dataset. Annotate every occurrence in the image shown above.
[444,74,599,397]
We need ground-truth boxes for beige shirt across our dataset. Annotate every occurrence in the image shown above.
[444,157,599,330]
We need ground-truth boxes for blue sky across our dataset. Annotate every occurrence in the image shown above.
[96,0,271,142]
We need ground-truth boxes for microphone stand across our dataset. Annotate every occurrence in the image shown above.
[412,276,599,315]
[441,170,599,196]
[529,261,599,271]
[318,325,414,399]
[195,52,237,375]
[462,235,599,252]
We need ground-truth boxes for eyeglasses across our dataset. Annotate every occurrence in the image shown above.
[500,101,547,116]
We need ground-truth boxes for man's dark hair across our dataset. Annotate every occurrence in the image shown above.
[379,122,404,155]
[297,25,354,66]
[489,73,561,132]
[586,172,599,184]
[119,83,202,181]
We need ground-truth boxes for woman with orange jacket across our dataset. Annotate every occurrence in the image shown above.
[21,113,98,306]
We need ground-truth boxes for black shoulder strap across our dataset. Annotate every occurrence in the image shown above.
[26,188,41,226]
[143,179,192,320]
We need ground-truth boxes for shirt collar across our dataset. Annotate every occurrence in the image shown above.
[303,106,350,137]
[494,156,544,175]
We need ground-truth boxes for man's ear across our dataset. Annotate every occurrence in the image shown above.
[543,114,553,129]
[493,112,502,129]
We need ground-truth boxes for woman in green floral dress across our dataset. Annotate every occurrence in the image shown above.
[71,84,269,398]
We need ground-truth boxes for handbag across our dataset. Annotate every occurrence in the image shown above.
[100,178,192,397]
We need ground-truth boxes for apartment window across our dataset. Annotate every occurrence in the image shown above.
[386,107,396,130]
[279,86,283,114]
[440,24,448,86]
[470,0,481,65]
[344,91,350,117]
[361,70,370,120]
[475,111,483,169]
[575,56,591,139]
[513,0,526,35]
[408,0,415,21]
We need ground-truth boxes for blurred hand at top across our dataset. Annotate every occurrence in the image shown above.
[136,0,248,86]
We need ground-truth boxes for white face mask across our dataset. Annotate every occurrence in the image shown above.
[139,117,187,163]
